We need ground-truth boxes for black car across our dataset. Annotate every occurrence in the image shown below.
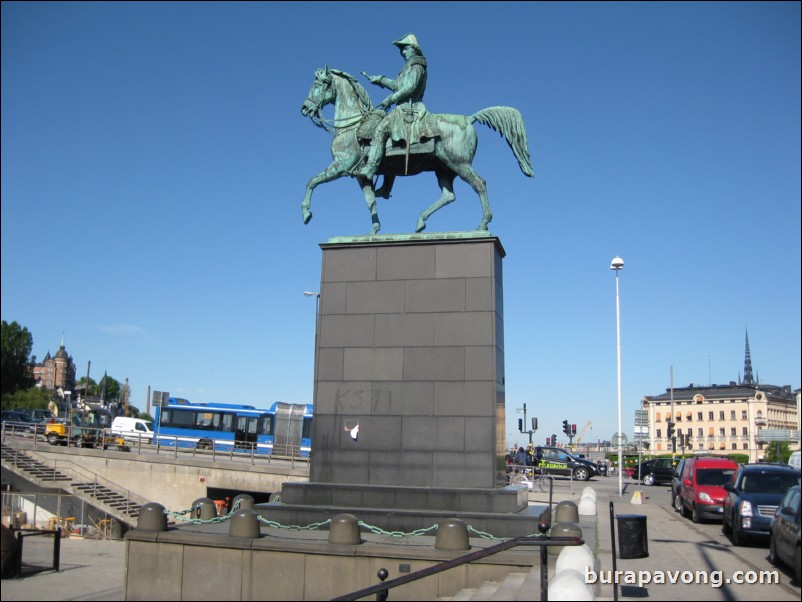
[633,457,675,486]
[671,458,688,512]
[1,410,38,434]
[533,446,600,481]
[723,463,800,545]
[769,484,800,583]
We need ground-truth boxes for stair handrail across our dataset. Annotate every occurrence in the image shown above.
[331,535,584,601]
[7,446,150,513]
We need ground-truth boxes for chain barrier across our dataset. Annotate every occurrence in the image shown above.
[257,516,332,531]
[357,521,439,538]
[160,502,543,541]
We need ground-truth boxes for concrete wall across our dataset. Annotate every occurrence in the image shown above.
[11,442,308,513]
[124,530,533,601]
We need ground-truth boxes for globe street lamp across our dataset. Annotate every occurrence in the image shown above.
[610,256,624,497]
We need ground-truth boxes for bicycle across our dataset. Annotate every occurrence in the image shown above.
[511,466,552,493]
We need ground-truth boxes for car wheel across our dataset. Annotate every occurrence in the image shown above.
[681,500,690,519]
[768,533,778,565]
[573,467,590,481]
[721,513,731,534]
[691,505,701,523]
[643,474,655,486]
[794,544,801,585]
[47,433,59,446]
[672,492,682,512]
[731,514,743,546]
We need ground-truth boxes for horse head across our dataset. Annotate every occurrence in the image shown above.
[301,66,336,119]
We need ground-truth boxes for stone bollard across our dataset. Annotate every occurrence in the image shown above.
[435,518,470,551]
[578,494,597,516]
[232,494,255,511]
[549,522,582,556]
[554,500,579,524]
[548,568,594,600]
[581,486,597,500]
[228,509,261,539]
[555,542,595,575]
[328,514,362,545]
[191,498,217,521]
[137,503,168,532]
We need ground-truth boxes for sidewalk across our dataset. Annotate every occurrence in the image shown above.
[593,492,800,601]
[0,536,125,601]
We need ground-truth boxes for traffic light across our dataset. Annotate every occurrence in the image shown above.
[571,424,577,436]
[546,437,551,445]
[667,421,675,439]
[518,418,524,432]
[551,433,557,446]
[562,420,570,436]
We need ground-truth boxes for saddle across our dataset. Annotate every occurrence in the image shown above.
[357,103,440,155]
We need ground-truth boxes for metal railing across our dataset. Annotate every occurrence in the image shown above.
[1,422,311,466]
[332,535,584,601]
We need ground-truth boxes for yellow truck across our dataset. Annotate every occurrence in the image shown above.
[44,409,128,450]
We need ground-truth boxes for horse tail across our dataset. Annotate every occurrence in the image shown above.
[470,107,534,177]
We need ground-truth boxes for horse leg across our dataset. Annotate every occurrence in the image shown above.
[301,163,347,224]
[453,163,491,231]
[416,170,457,233]
[357,176,382,234]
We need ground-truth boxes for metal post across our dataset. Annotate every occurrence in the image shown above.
[609,501,618,601]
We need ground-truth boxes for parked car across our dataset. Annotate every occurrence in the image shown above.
[723,463,800,545]
[671,458,688,512]
[1,410,38,434]
[633,457,675,486]
[532,446,600,481]
[680,456,738,522]
[16,408,56,422]
[768,484,801,583]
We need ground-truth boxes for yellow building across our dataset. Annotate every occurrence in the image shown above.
[641,334,799,462]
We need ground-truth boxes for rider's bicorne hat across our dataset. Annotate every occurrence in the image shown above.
[393,33,420,50]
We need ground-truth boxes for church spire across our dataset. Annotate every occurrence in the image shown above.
[742,330,754,385]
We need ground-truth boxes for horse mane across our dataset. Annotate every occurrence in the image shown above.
[329,68,372,111]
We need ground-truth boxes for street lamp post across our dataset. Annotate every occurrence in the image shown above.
[611,256,624,497]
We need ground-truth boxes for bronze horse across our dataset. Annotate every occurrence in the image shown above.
[300,67,533,234]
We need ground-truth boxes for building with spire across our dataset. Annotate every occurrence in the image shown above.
[641,332,799,462]
[31,336,77,394]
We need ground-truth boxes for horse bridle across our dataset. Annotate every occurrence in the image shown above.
[306,70,371,133]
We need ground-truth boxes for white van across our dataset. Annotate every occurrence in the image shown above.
[788,450,801,471]
[110,417,154,443]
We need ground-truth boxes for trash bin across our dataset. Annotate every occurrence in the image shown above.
[616,514,648,559]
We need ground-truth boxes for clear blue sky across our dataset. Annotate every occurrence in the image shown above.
[2,2,800,448]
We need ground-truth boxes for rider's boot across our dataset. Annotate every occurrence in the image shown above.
[354,138,384,180]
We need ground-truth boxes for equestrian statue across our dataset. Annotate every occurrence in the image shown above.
[299,34,534,235]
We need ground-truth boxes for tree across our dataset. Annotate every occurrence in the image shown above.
[764,441,792,464]
[3,386,53,411]
[1,320,35,399]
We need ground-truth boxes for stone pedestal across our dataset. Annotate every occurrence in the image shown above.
[264,235,540,537]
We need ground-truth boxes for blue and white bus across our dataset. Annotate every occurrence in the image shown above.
[153,398,312,457]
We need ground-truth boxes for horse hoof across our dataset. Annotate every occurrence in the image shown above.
[303,210,313,225]
[415,220,427,233]
[477,224,489,232]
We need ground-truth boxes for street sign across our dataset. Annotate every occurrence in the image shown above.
[611,432,628,447]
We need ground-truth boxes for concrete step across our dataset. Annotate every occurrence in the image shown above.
[488,572,527,600]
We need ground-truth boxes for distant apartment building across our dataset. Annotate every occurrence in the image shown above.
[641,333,799,463]
[31,339,76,393]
